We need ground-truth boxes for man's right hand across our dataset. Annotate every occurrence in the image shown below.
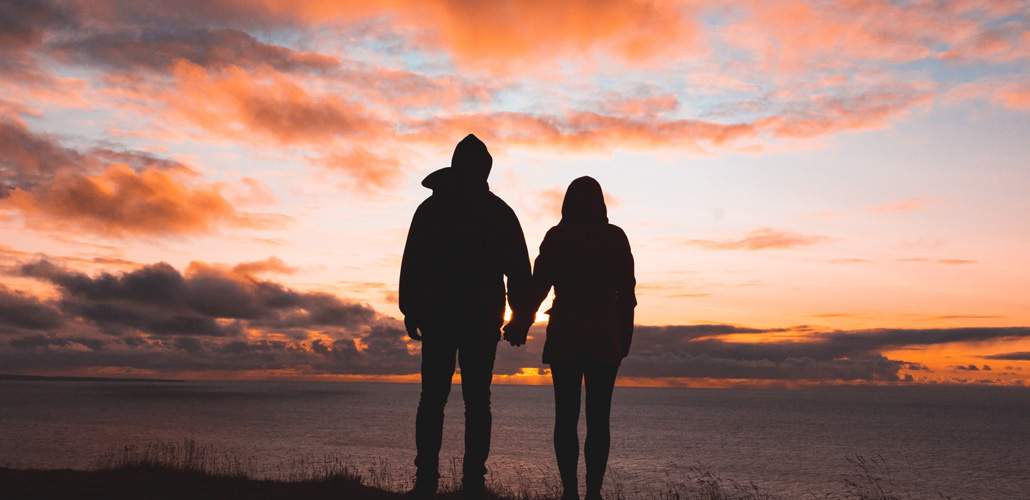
[404,316,422,341]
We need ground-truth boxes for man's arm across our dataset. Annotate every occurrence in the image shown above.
[503,206,533,319]
[399,205,427,340]
[501,205,533,345]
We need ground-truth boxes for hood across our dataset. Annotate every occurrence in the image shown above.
[560,176,608,225]
[421,133,492,193]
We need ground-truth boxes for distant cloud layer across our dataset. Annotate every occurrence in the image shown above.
[2,255,1028,382]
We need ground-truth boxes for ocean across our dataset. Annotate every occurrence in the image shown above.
[1,380,1028,499]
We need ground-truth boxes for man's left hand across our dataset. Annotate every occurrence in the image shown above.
[404,316,422,341]
[502,318,531,346]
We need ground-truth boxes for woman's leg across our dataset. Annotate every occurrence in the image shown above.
[551,363,584,499]
[583,364,618,499]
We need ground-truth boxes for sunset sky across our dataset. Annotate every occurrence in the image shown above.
[2,0,1029,386]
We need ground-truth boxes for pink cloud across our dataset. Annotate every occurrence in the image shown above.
[868,198,931,214]
[685,228,827,251]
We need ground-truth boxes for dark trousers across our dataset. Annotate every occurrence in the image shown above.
[415,332,498,487]
[551,362,619,497]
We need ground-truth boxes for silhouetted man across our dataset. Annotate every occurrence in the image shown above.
[399,134,533,499]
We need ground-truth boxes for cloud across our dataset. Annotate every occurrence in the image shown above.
[0,284,63,333]
[65,0,701,73]
[598,93,680,117]
[3,164,282,237]
[997,82,1030,110]
[164,61,388,145]
[720,0,1026,75]
[938,259,977,265]
[415,0,701,72]
[0,118,84,195]
[18,258,378,337]
[401,85,928,152]
[231,257,297,277]
[897,257,978,265]
[685,228,827,251]
[315,148,403,190]
[1,256,420,376]
[984,352,1030,361]
[4,257,1030,383]
[946,80,1030,112]
[612,325,1030,381]
[50,28,340,73]
[0,118,285,236]
[0,0,73,81]
[867,198,931,214]
[954,364,993,371]
[754,88,931,139]
[488,324,1030,382]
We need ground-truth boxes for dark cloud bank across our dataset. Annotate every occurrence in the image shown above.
[2,257,1029,382]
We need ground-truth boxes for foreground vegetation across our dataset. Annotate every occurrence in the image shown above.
[0,440,943,499]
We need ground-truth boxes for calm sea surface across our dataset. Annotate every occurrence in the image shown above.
[1,380,1028,499]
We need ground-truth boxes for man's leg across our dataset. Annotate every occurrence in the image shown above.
[414,336,458,492]
[456,334,498,495]
[551,363,584,500]
[583,364,618,499]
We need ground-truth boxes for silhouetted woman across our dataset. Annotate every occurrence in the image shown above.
[528,176,636,500]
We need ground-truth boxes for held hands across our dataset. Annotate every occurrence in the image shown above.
[404,315,422,341]
[502,317,532,347]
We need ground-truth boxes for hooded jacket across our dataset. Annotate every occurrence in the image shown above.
[529,176,636,364]
[399,135,533,336]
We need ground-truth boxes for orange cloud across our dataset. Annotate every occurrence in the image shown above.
[998,82,1030,110]
[686,228,827,251]
[165,61,388,145]
[65,1,703,74]
[407,0,702,72]
[231,257,297,277]
[3,165,282,237]
[316,148,403,190]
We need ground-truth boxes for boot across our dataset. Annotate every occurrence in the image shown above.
[462,477,486,500]
[405,475,437,499]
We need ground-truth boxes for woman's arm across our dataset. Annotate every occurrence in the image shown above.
[616,226,636,357]
[527,227,559,317]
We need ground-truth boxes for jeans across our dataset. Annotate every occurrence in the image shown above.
[414,331,498,487]
[551,362,619,497]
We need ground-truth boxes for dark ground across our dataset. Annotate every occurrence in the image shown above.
[0,466,402,500]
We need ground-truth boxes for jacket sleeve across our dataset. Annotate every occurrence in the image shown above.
[615,226,637,357]
[502,206,534,322]
[526,228,557,318]
[398,204,427,320]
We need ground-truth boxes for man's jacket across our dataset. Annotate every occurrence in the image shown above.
[399,166,532,335]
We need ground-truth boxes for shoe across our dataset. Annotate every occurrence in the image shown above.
[462,480,486,500]
[584,491,603,500]
[560,489,580,500]
[405,479,437,499]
